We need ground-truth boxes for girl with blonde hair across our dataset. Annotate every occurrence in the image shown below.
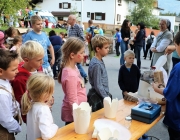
[21,73,58,140]
[58,37,87,125]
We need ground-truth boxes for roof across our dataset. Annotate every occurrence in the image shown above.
[154,7,164,11]
[51,11,70,17]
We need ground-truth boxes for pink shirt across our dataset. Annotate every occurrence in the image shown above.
[61,67,87,122]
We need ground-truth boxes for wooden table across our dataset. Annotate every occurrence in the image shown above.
[37,99,165,140]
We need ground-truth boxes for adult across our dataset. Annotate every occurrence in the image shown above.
[151,19,173,72]
[133,22,145,69]
[144,31,156,60]
[115,28,121,56]
[86,20,96,59]
[142,26,147,57]
[49,30,62,79]
[67,14,88,83]
[96,25,104,36]
[120,19,130,66]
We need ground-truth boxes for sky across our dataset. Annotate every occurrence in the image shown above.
[158,0,180,14]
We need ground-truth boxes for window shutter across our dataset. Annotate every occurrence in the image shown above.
[102,13,105,20]
[59,3,62,8]
[91,13,94,20]
[68,3,71,8]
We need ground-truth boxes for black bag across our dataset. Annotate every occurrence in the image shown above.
[87,88,112,112]
[147,35,153,45]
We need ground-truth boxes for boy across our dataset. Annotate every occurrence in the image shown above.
[88,35,112,112]
[153,31,180,140]
[23,15,55,77]
[118,50,141,102]
[0,49,21,139]
[11,41,44,123]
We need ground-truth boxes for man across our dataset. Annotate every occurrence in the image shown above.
[67,14,88,83]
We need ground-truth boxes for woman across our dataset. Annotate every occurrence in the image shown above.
[120,19,130,66]
[144,31,156,60]
[49,30,62,79]
[133,22,145,69]
[151,19,173,72]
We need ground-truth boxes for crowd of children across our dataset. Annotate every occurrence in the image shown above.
[0,14,180,140]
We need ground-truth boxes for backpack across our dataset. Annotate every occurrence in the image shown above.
[147,35,154,45]
[89,26,99,38]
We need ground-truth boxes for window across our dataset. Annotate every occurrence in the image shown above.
[118,0,122,6]
[63,2,68,9]
[95,13,105,20]
[58,17,63,21]
[117,14,121,22]
[87,12,90,18]
[59,3,71,9]
[79,12,81,17]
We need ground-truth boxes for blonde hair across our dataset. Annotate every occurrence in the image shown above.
[58,37,85,83]
[124,50,135,58]
[20,41,44,59]
[91,35,110,52]
[31,15,42,25]
[21,73,55,115]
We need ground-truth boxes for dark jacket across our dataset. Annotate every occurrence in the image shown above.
[49,35,62,46]
[134,29,144,47]
[118,64,141,93]
[121,28,130,43]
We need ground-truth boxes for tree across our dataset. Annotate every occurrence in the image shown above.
[160,12,177,16]
[127,0,159,29]
[0,0,29,25]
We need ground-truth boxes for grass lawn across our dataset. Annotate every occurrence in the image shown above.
[0,26,67,34]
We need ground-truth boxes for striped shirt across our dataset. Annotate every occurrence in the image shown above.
[88,57,109,98]
[68,24,85,41]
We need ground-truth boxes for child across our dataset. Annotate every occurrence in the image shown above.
[23,15,55,77]
[0,31,6,49]
[118,50,141,102]
[58,37,87,125]
[88,35,112,112]
[152,31,180,140]
[59,32,66,44]
[0,49,21,139]
[11,40,44,123]
[21,73,58,140]
[10,36,23,62]
[10,36,22,51]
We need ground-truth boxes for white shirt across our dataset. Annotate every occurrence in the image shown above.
[27,102,58,140]
[0,79,21,133]
[151,32,171,52]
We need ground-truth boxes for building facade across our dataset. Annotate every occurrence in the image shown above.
[36,0,162,29]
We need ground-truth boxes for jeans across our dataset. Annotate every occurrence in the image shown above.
[120,40,128,65]
[172,57,180,68]
[142,39,146,56]
[77,63,87,78]
[52,45,61,77]
[135,46,142,69]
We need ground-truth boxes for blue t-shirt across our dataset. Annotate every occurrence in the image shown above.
[115,32,121,43]
[23,31,51,68]
[163,62,180,131]
[98,28,104,36]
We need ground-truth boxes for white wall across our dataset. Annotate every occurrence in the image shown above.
[152,9,160,16]
[36,0,116,24]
